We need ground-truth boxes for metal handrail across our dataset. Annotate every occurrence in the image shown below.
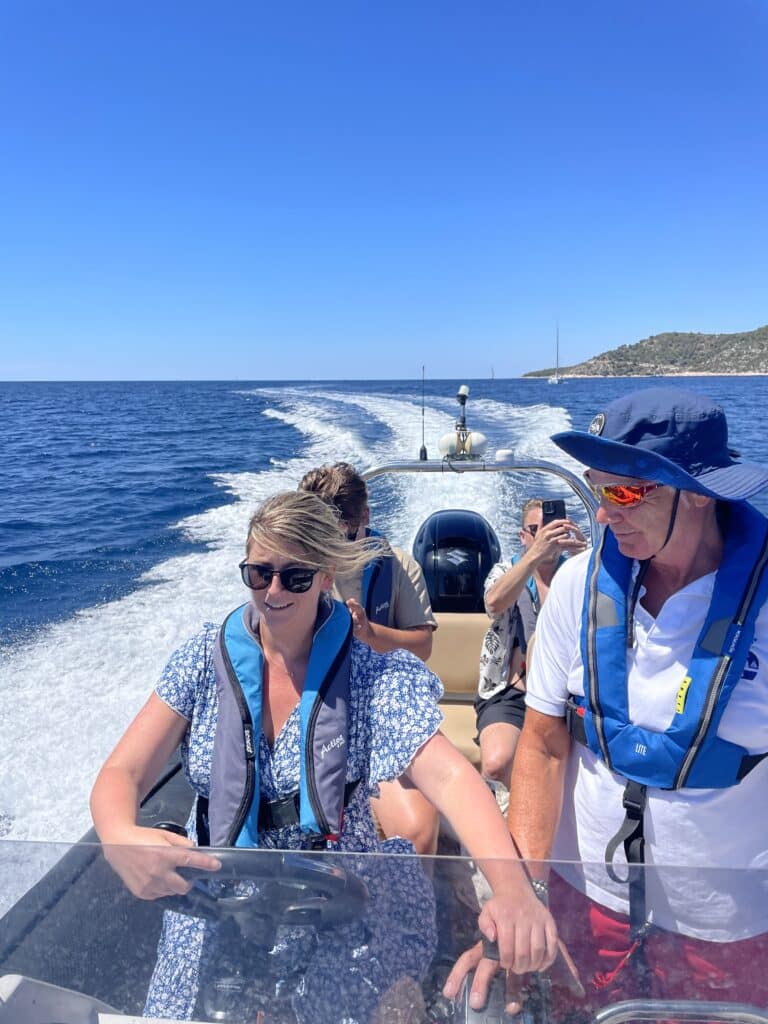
[361,457,600,539]
[594,999,768,1024]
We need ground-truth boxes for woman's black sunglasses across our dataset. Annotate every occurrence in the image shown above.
[239,562,319,594]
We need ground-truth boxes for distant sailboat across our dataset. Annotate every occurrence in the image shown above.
[548,322,562,384]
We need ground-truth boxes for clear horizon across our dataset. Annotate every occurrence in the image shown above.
[2,1,766,381]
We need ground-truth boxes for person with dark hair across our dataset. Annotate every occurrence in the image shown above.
[91,490,557,1022]
[446,387,768,1015]
[299,462,435,660]
[299,462,439,853]
[475,498,585,790]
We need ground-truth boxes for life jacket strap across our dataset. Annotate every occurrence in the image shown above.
[257,779,362,834]
[565,697,587,746]
[605,778,648,942]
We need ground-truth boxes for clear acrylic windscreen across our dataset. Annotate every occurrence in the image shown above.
[0,841,767,1024]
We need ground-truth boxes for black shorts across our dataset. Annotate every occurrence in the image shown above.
[474,684,527,736]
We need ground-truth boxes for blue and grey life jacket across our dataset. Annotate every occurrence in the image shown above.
[197,596,358,849]
[360,527,394,626]
[567,502,768,939]
[567,500,768,790]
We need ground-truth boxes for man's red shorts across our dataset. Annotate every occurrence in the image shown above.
[549,871,768,1014]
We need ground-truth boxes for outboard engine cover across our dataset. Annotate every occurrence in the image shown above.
[413,510,501,613]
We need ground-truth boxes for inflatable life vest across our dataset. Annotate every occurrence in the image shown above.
[569,501,768,790]
[360,527,394,626]
[198,596,357,848]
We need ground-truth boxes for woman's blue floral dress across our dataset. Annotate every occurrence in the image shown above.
[144,618,442,1023]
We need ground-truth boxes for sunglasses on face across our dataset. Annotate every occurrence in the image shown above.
[584,473,662,508]
[239,562,319,593]
[523,524,539,537]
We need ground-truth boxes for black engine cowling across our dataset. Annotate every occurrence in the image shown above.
[412,509,501,614]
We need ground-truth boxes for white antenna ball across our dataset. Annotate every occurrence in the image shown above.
[465,431,488,456]
[438,432,459,457]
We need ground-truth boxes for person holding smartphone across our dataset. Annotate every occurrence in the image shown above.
[474,497,587,791]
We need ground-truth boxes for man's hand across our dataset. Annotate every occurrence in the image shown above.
[443,934,584,1016]
[530,518,587,563]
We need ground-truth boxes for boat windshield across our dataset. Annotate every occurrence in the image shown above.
[1,841,766,1023]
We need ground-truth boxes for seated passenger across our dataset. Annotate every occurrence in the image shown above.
[90,491,556,1023]
[475,498,586,790]
[299,462,439,855]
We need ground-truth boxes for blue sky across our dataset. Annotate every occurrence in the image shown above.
[1,1,766,380]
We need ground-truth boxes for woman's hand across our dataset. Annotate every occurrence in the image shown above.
[102,825,221,900]
[443,908,583,1017]
[479,886,557,975]
[442,888,558,1013]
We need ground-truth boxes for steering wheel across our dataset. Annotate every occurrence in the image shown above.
[156,846,369,934]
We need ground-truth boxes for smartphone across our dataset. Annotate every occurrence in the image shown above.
[541,498,567,526]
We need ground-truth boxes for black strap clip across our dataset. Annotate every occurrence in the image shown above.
[621,778,647,820]
[605,779,646,884]
[605,779,649,943]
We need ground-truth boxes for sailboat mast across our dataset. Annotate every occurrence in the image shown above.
[548,319,561,383]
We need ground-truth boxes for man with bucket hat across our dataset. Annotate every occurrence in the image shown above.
[445,387,768,1015]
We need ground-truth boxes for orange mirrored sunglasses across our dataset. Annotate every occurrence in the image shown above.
[584,474,662,507]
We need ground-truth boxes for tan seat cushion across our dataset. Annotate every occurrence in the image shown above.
[427,611,487,766]
[427,612,488,696]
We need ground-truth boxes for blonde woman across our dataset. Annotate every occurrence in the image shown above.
[91,490,555,1022]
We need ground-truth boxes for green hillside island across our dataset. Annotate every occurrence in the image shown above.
[524,324,768,377]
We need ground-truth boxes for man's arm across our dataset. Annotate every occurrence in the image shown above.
[507,707,571,876]
[486,519,586,617]
[485,559,531,617]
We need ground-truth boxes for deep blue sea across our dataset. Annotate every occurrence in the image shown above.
[2,375,768,857]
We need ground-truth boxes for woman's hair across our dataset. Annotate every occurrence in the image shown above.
[298,462,368,528]
[246,490,384,575]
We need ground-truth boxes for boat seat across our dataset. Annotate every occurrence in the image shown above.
[427,611,488,768]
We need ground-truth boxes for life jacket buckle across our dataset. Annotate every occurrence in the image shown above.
[305,833,330,851]
[621,779,647,819]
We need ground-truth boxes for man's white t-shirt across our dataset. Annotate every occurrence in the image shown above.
[526,548,768,940]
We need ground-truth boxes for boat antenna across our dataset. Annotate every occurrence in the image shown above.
[436,383,488,462]
[419,364,428,461]
[455,384,470,453]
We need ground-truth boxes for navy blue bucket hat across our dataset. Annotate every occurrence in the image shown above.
[552,386,768,501]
